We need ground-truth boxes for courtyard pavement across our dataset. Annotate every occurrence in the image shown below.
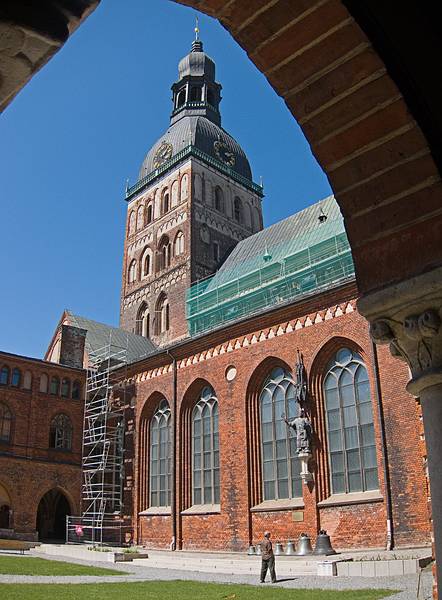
[0,550,433,600]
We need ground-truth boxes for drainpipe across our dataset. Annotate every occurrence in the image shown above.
[166,350,177,551]
[370,340,394,550]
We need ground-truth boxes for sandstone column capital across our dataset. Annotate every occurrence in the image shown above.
[357,267,442,396]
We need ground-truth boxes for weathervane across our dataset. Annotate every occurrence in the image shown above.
[194,16,200,41]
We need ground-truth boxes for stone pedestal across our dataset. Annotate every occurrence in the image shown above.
[298,452,313,483]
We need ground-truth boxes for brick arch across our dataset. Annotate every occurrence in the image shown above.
[175,0,442,299]
[309,336,371,501]
[138,391,170,513]
[245,356,292,510]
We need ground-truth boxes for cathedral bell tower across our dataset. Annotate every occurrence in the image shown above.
[120,34,264,347]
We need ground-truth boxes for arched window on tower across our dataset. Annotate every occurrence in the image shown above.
[150,399,172,507]
[324,347,379,494]
[157,236,171,271]
[136,303,150,338]
[207,88,215,106]
[155,294,169,335]
[128,211,135,237]
[72,380,81,400]
[176,88,186,108]
[234,196,243,223]
[174,231,184,256]
[214,187,224,212]
[0,403,12,443]
[49,414,72,450]
[192,386,219,505]
[161,190,170,215]
[260,367,302,501]
[190,86,202,102]
[141,247,153,278]
[128,259,137,283]
[137,205,144,230]
[146,202,153,224]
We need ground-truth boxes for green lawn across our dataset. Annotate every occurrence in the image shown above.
[0,581,397,600]
[0,556,124,576]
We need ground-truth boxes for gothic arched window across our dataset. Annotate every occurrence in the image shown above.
[324,347,379,494]
[234,196,243,223]
[128,211,135,236]
[155,294,169,335]
[260,367,302,501]
[40,374,48,393]
[136,303,150,338]
[214,187,224,212]
[23,370,32,390]
[137,205,144,230]
[158,237,171,271]
[128,259,137,283]
[146,202,153,224]
[11,368,21,388]
[192,386,219,505]
[0,366,9,386]
[161,190,170,215]
[49,414,72,450]
[150,399,172,507]
[0,403,12,443]
[174,231,184,256]
[141,247,153,277]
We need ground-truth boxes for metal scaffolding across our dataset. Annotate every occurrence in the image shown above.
[67,337,128,545]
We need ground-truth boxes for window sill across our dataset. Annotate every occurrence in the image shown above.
[181,504,220,515]
[139,507,171,516]
[318,490,383,508]
[251,499,305,513]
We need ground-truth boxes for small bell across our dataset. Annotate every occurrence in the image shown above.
[313,530,336,555]
[295,533,313,556]
[247,545,256,555]
[285,540,296,555]
[255,544,262,555]
[274,542,284,555]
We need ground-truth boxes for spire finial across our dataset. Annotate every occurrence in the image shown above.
[194,15,199,41]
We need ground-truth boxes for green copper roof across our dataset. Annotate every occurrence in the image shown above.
[186,196,355,335]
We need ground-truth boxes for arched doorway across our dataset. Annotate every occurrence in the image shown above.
[36,489,71,542]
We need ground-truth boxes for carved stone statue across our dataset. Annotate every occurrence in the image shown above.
[283,409,312,455]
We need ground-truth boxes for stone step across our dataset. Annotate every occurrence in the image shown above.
[131,558,317,575]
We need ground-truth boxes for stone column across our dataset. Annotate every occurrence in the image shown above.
[358,267,442,589]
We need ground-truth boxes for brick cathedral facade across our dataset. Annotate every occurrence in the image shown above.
[0,38,432,551]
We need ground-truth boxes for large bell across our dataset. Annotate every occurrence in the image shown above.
[255,544,262,556]
[285,540,296,555]
[295,533,313,556]
[274,543,284,555]
[313,530,336,555]
[247,546,256,555]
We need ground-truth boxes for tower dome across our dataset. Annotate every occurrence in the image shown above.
[137,38,253,183]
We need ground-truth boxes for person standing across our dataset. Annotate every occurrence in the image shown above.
[260,531,277,583]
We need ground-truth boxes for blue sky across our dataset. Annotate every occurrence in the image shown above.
[0,0,331,359]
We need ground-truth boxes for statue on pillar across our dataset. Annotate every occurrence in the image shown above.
[283,409,313,455]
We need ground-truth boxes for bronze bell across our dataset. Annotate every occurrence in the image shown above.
[295,533,313,556]
[274,542,284,555]
[285,540,296,555]
[255,544,262,556]
[313,530,336,555]
[247,545,256,555]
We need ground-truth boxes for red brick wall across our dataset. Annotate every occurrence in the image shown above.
[127,288,430,551]
[0,352,85,539]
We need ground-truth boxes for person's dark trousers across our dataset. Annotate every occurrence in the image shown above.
[260,555,276,582]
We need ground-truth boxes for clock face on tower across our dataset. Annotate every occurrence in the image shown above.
[213,140,235,167]
[153,142,173,169]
